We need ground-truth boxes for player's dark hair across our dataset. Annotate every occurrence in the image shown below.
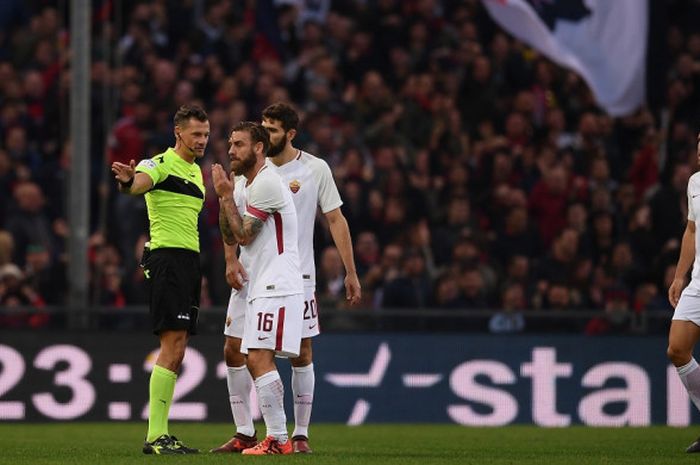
[232,121,270,154]
[262,102,299,132]
[174,105,208,127]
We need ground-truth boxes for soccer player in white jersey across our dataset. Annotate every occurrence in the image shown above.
[668,132,700,453]
[212,103,361,454]
[212,121,303,455]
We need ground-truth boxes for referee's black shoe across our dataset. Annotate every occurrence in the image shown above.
[686,437,700,453]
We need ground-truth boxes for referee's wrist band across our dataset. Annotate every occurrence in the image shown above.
[119,177,134,188]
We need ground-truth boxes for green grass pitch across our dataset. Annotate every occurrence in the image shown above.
[2,423,700,464]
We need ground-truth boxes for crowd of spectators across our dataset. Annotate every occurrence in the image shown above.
[0,0,700,334]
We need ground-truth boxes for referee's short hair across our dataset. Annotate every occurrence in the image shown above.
[262,102,299,132]
[174,105,208,127]
[232,121,270,155]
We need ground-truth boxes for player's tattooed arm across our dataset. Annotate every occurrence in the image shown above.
[219,197,265,245]
[241,216,264,243]
[218,205,236,245]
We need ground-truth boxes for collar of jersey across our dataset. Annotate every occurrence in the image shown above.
[167,147,198,166]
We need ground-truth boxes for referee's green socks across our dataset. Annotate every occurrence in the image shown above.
[147,364,177,442]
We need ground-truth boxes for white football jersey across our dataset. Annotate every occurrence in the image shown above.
[684,172,700,296]
[266,150,343,289]
[241,165,303,301]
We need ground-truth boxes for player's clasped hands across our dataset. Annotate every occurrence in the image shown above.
[211,163,235,198]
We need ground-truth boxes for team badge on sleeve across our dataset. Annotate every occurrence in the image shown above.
[289,180,301,193]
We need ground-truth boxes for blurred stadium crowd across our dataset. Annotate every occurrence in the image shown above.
[0,0,699,334]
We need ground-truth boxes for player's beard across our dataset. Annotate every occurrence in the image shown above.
[231,148,257,176]
[266,134,287,157]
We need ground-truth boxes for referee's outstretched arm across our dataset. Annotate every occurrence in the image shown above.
[111,159,154,194]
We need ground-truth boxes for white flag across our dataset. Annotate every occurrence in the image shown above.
[482,0,648,117]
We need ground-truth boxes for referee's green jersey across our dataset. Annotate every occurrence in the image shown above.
[135,148,204,252]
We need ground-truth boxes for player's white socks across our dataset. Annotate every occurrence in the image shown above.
[292,363,314,438]
[226,365,255,437]
[255,370,288,443]
[677,358,700,411]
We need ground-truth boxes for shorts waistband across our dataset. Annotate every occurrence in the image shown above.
[150,247,199,257]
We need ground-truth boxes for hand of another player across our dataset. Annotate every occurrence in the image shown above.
[111,159,136,183]
[344,272,362,305]
[226,259,248,291]
[211,163,234,198]
[668,277,685,308]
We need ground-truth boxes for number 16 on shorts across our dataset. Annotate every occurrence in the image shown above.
[242,294,304,358]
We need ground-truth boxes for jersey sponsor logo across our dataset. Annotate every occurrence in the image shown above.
[176,312,191,321]
[225,316,232,327]
[137,159,157,169]
[266,284,275,290]
[289,179,301,193]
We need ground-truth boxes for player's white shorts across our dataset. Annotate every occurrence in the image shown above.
[301,287,321,338]
[227,286,320,340]
[241,294,304,358]
[223,285,248,339]
[673,291,700,326]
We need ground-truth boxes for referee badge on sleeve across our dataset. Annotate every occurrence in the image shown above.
[137,159,157,169]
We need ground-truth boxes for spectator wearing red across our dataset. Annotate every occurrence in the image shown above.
[529,163,571,247]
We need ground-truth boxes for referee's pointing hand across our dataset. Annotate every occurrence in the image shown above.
[111,159,136,183]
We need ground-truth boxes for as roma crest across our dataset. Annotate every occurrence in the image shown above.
[289,180,301,193]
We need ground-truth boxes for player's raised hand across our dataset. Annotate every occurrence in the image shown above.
[111,159,136,183]
[669,277,685,308]
[211,163,233,198]
[345,272,362,305]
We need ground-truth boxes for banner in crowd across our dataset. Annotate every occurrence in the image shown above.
[482,0,648,116]
[0,332,691,425]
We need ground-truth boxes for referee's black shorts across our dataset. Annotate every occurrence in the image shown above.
[143,247,201,335]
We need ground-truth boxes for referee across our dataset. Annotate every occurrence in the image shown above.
[111,105,209,455]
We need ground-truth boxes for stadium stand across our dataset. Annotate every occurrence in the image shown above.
[0,0,699,334]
